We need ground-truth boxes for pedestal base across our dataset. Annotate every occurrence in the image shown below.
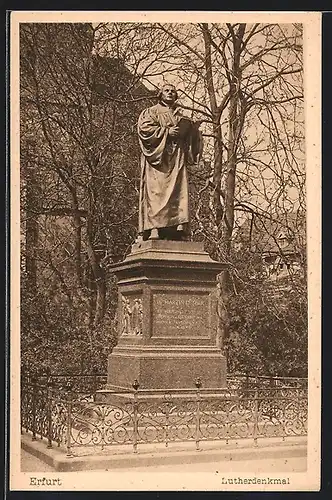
[107,240,227,393]
[107,345,227,391]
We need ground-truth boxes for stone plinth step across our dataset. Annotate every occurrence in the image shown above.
[21,433,307,472]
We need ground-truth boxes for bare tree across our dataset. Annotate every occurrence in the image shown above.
[21,22,306,373]
[20,23,153,370]
[96,22,304,358]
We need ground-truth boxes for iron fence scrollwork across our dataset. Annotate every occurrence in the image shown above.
[21,371,308,455]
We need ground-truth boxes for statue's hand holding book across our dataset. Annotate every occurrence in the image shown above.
[168,125,180,138]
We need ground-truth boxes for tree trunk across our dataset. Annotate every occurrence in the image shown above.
[24,140,39,293]
[218,25,246,357]
[212,122,224,237]
[72,212,82,286]
[201,24,224,240]
[86,216,106,327]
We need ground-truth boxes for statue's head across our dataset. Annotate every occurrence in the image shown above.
[158,84,178,105]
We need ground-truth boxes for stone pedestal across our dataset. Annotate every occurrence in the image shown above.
[105,240,227,392]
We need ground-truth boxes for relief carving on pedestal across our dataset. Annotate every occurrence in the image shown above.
[121,295,143,336]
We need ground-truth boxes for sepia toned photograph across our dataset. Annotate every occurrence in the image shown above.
[9,11,321,492]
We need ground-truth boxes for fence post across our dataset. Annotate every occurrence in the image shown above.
[281,387,288,442]
[296,385,301,437]
[31,374,37,441]
[195,378,202,451]
[163,400,169,448]
[253,387,259,447]
[46,369,53,449]
[132,379,139,454]
[66,382,73,457]
[92,366,98,397]
[20,371,24,434]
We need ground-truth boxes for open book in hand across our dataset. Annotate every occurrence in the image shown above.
[177,117,193,137]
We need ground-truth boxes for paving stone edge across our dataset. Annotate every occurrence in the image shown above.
[21,435,307,472]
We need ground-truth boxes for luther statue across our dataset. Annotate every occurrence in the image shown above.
[137,84,202,241]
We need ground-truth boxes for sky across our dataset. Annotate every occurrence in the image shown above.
[92,22,304,216]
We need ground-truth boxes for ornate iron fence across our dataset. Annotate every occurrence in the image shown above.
[21,372,307,456]
[226,373,308,391]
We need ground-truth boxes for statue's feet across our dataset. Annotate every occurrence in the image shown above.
[134,234,143,246]
[149,228,159,240]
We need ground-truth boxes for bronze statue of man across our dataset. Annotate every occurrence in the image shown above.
[137,83,202,241]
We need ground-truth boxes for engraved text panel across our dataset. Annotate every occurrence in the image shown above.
[152,292,210,337]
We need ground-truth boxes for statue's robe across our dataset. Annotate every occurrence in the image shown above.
[137,103,202,233]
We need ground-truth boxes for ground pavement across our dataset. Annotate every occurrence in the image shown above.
[21,448,306,473]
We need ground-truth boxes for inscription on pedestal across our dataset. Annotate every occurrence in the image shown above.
[152,291,210,337]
